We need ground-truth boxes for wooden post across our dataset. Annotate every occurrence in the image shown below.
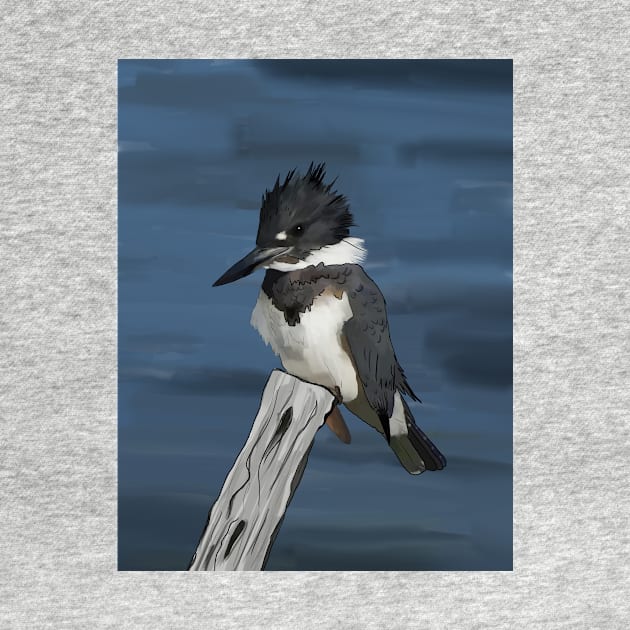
[188,369,336,571]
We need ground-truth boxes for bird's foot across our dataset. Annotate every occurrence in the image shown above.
[326,386,344,405]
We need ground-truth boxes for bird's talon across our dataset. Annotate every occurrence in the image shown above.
[327,386,343,405]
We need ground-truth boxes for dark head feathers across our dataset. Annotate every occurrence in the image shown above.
[261,162,342,206]
[257,163,355,249]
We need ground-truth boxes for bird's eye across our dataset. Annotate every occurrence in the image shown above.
[294,224,303,234]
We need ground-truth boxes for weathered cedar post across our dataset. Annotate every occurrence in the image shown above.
[188,369,336,571]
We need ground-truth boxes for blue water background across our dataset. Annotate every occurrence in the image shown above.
[118,60,513,570]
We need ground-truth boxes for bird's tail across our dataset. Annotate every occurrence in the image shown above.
[390,397,446,475]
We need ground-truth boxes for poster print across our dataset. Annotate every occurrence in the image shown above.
[118,59,513,571]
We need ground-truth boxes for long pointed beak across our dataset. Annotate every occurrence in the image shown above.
[213,246,290,287]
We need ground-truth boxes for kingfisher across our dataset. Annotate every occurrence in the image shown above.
[213,163,446,475]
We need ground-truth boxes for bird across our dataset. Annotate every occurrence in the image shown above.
[213,163,446,475]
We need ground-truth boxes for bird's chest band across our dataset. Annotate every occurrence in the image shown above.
[262,267,350,326]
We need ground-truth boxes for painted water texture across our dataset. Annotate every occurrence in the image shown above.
[118,59,513,570]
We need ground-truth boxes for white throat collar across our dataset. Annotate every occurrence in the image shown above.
[266,237,367,271]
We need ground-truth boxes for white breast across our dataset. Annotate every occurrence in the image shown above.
[250,291,359,402]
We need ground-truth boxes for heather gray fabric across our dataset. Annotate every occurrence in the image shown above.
[1,2,629,628]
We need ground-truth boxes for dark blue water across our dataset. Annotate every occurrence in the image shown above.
[118,59,513,571]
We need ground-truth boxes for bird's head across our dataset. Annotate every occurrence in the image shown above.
[213,163,356,286]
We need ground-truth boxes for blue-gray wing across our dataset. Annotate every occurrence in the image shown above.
[342,265,419,419]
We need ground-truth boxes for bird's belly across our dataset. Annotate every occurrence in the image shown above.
[251,291,359,402]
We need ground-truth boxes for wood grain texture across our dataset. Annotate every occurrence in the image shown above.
[188,369,336,571]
